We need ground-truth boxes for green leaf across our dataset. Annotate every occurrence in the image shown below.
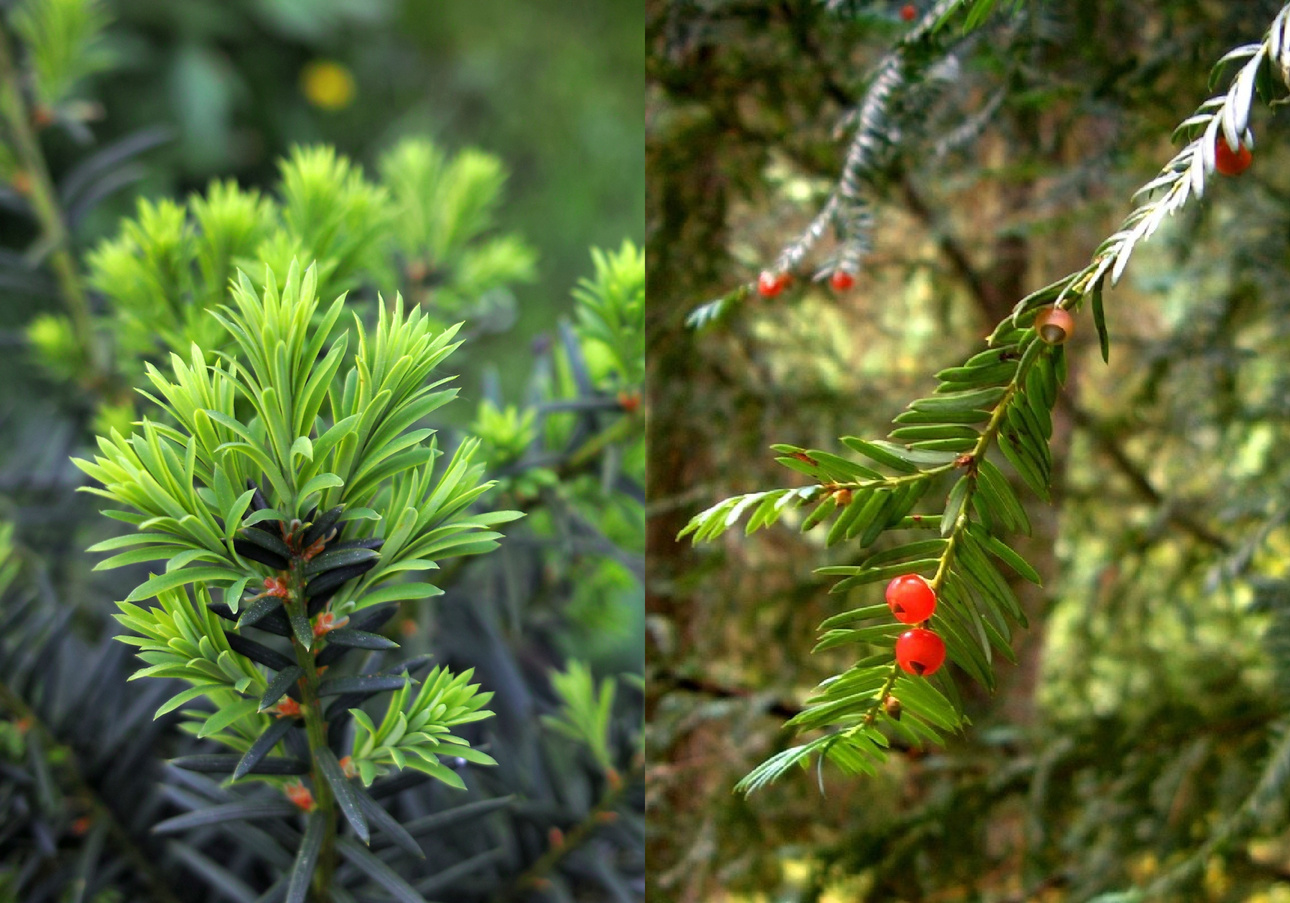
[735,740,827,794]
[800,495,838,532]
[297,472,344,504]
[126,567,242,602]
[893,408,991,425]
[997,434,1050,501]
[302,547,379,577]
[352,582,443,608]
[908,437,976,453]
[812,623,902,653]
[224,489,258,539]
[290,435,314,463]
[154,800,300,834]
[935,360,1017,387]
[234,717,295,780]
[956,535,1025,623]
[259,667,303,711]
[969,524,1042,585]
[1089,280,1109,363]
[801,450,883,482]
[840,438,919,474]
[825,559,943,593]
[286,812,327,903]
[155,685,221,719]
[909,386,1007,414]
[932,606,993,689]
[243,507,290,528]
[224,575,251,614]
[288,606,314,651]
[318,748,369,844]
[93,544,193,571]
[888,424,980,443]
[892,675,962,732]
[856,490,900,547]
[355,788,425,860]
[818,603,894,631]
[942,476,972,536]
[196,696,260,738]
[857,539,946,568]
[975,459,1031,536]
[336,838,430,903]
[827,489,878,547]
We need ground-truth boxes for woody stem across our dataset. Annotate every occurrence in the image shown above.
[285,566,337,902]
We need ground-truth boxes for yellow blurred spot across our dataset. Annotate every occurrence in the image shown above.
[301,60,355,111]
[1204,855,1229,898]
[1128,851,1158,882]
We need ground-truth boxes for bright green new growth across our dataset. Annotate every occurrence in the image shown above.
[115,584,273,745]
[74,260,517,799]
[348,668,496,788]
[379,139,535,306]
[9,0,112,109]
[542,661,617,773]
[75,260,518,614]
[572,240,645,392]
[74,139,535,376]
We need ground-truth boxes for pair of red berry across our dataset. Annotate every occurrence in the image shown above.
[756,269,855,297]
[886,574,946,677]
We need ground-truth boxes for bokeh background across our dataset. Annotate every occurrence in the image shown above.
[647,1,1290,901]
[8,0,643,397]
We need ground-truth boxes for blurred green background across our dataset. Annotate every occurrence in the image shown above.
[34,0,643,397]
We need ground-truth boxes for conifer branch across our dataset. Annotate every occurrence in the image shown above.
[685,0,1290,790]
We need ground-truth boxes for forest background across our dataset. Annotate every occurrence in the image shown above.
[647,2,1290,901]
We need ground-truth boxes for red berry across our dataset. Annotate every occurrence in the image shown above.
[829,269,855,292]
[1214,138,1252,176]
[885,574,936,623]
[900,4,917,21]
[896,628,946,677]
[757,270,789,298]
[1034,307,1074,345]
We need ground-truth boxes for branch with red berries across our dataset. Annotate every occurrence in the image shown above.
[686,0,979,329]
[681,3,1290,791]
